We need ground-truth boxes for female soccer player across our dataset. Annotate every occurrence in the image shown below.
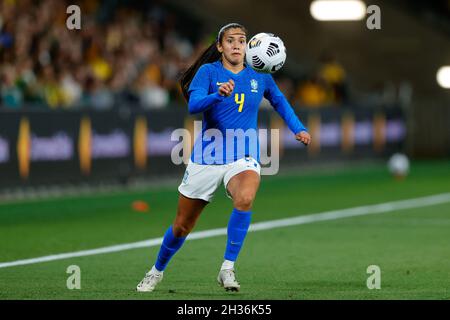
[137,23,311,292]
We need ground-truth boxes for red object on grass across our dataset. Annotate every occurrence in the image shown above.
[132,200,150,212]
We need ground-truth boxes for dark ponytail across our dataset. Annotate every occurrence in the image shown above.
[179,42,221,101]
[179,23,247,101]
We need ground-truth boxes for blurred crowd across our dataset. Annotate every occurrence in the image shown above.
[0,0,204,110]
[272,53,349,109]
[0,0,352,111]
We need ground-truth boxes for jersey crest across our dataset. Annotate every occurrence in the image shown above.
[250,79,258,93]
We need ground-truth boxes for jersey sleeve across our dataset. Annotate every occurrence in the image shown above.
[263,74,308,135]
[188,64,225,114]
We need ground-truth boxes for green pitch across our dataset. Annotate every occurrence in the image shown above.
[0,160,449,299]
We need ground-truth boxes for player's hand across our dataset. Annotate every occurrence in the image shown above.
[218,79,235,97]
[295,131,311,146]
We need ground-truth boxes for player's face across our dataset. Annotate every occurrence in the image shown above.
[218,28,246,66]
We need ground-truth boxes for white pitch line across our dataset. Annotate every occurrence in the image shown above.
[1,192,449,269]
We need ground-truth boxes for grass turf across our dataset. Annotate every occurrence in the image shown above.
[0,160,449,299]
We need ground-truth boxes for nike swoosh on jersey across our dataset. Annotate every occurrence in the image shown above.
[216,82,225,86]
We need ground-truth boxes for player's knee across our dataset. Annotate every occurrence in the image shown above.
[233,192,255,211]
[172,223,191,237]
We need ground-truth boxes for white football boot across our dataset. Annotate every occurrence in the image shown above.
[136,267,163,292]
[217,269,240,292]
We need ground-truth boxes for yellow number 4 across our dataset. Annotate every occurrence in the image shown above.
[235,93,245,112]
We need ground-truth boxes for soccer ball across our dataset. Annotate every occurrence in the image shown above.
[245,33,286,74]
[387,153,410,179]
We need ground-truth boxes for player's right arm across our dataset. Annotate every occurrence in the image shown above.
[218,79,234,97]
[188,65,234,114]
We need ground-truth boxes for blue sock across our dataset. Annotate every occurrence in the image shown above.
[155,226,186,271]
[224,208,252,262]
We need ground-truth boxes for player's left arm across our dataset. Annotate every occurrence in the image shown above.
[264,75,311,146]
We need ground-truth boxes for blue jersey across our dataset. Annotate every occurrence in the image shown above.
[188,60,307,165]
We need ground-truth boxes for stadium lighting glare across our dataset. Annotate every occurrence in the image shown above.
[436,66,450,89]
[310,0,366,21]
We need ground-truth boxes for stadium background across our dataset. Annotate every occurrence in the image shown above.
[0,0,449,300]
